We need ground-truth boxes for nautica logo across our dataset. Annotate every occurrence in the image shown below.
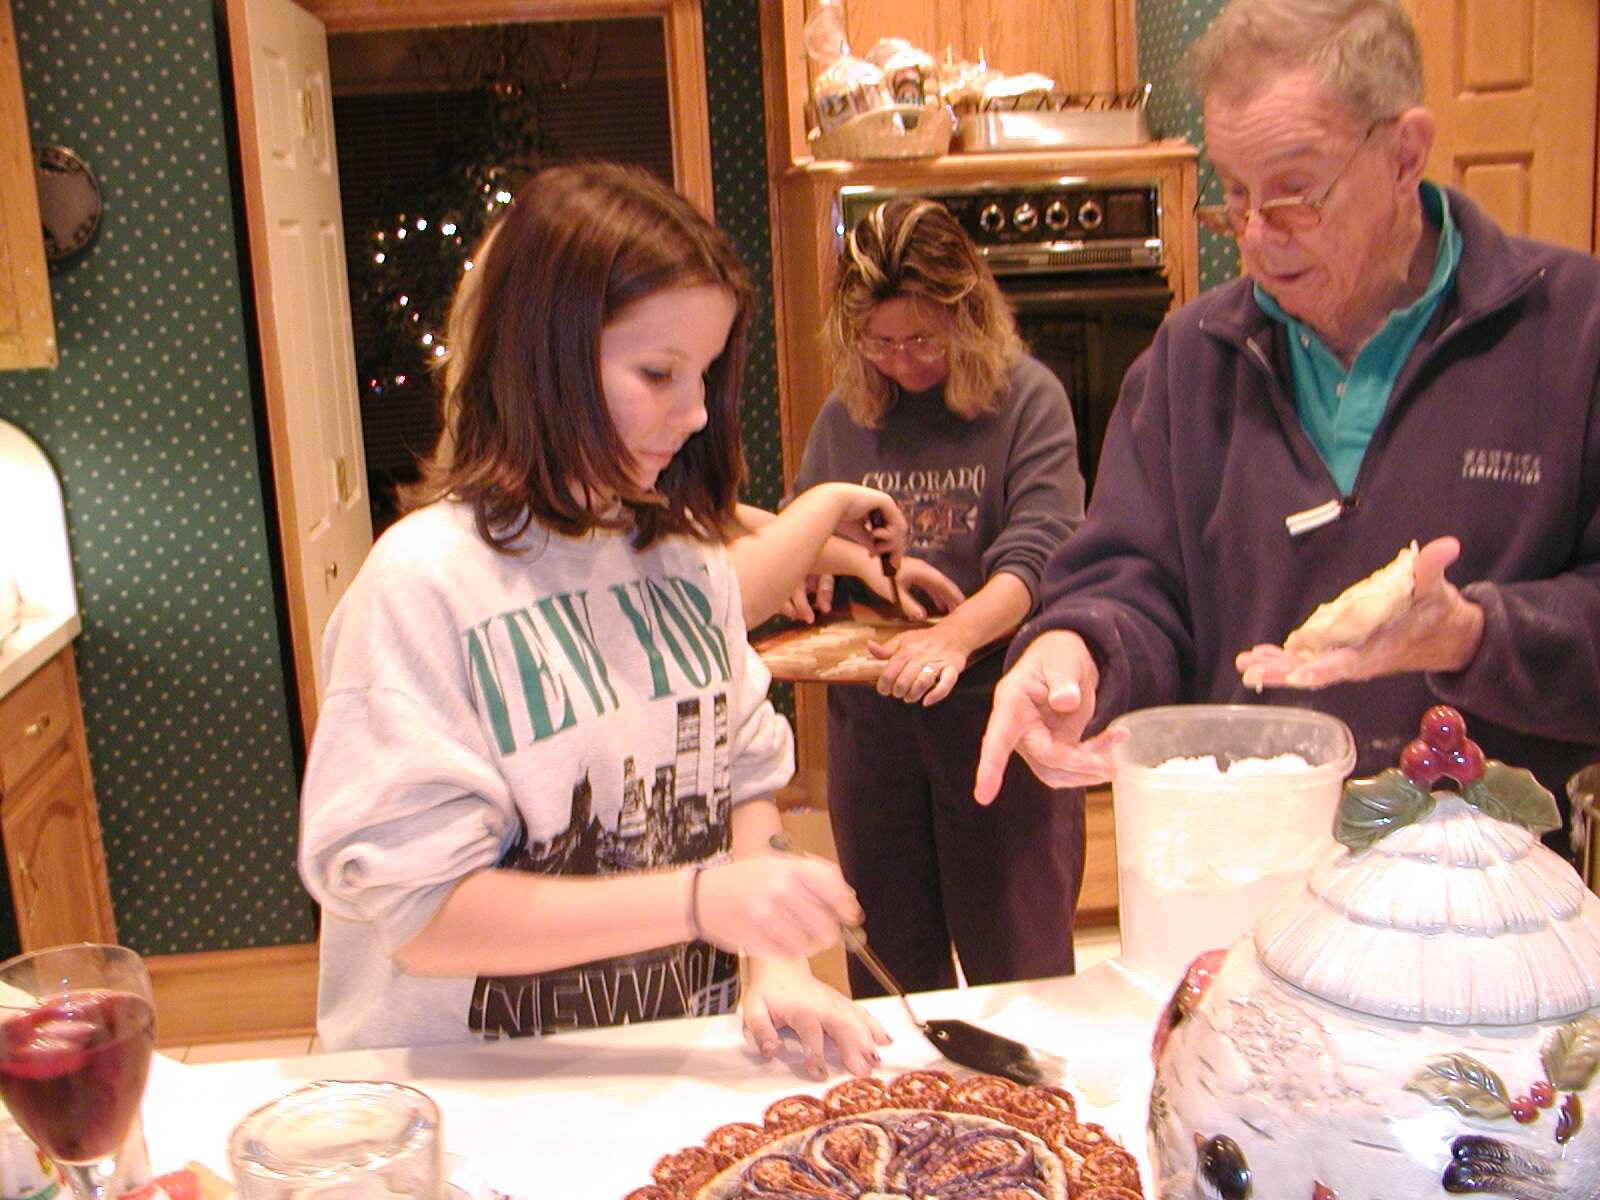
[1461,448,1540,486]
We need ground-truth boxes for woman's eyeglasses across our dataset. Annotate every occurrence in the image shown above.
[1194,119,1391,239]
[857,333,947,364]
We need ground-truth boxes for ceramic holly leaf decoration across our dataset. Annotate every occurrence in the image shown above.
[1334,768,1435,851]
[1464,761,1562,836]
[1405,1053,1514,1120]
[1542,1015,1600,1093]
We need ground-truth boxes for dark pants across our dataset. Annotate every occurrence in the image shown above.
[825,668,1085,998]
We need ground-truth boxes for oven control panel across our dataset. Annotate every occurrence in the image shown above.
[838,181,1163,275]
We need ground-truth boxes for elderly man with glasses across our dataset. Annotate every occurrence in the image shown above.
[975,0,1600,856]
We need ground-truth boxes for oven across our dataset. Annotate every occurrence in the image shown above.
[837,179,1174,497]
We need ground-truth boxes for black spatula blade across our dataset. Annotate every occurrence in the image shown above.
[921,1019,1066,1087]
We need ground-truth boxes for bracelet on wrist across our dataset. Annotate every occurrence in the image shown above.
[686,863,709,943]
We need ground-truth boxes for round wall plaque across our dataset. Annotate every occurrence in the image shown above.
[34,144,103,267]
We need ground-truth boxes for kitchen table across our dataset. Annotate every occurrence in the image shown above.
[142,959,1168,1198]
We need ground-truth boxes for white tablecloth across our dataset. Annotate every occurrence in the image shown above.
[143,960,1167,1198]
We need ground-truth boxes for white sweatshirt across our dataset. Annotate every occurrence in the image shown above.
[299,501,793,1050]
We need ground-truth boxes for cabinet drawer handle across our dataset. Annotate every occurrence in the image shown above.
[22,713,53,738]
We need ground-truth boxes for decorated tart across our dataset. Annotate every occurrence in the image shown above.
[623,1069,1143,1199]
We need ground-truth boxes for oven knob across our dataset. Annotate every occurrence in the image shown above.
[1077,199,1105,230]
[1012,202,1039,233]
[978,203,1006,234]
[1044,200,1071,231]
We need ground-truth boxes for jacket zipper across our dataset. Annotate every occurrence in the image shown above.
[1207,265,1546,530]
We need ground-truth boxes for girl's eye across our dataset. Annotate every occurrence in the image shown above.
[641,366,674,384]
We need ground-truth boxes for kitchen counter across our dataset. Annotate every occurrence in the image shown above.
[0,608,79,699]
[0,417,79,699]
[143,960,1168,1198]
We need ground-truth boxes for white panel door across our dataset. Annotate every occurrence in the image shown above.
[229,0,372,739]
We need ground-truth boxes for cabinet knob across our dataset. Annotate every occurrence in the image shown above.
[22,713,51,738]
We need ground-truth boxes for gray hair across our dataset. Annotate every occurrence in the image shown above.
[1185,0,1423,124]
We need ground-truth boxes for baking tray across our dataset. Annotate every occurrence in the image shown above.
[955,108,1152,152]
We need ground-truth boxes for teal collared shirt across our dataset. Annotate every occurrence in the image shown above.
[1254,182,1462,495]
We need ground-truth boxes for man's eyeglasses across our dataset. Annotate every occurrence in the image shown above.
[857,333,948,364]
[1194,119,1392,239]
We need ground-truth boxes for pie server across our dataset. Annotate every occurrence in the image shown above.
[769,836,1066,1087]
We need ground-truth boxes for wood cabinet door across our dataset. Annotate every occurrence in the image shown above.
[2,749,117,950]
[810,0,1137,93]
[0,0,56,369]
[1404,0,1597,251]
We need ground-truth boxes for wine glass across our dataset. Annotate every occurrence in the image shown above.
[0,943,157,1200]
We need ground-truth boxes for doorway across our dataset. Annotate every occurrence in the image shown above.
[327,20,673,533]
[221,0,713,741]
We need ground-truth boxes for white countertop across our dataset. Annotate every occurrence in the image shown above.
[0,608,80,699]
[0,418,79,698]
[143,960,1167,1198]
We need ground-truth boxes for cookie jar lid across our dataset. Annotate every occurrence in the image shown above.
[1255,792,1600,1025]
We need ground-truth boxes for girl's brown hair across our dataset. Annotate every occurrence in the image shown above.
[406,162,752,551]
[823,198,1022,427]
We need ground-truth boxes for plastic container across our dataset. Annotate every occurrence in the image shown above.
[1107,704,1355,995]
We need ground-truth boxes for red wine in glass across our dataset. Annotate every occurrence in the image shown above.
[0,944,157,1200]
[0,988,155,1164]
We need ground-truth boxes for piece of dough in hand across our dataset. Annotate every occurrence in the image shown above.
[1284,540,1418,655]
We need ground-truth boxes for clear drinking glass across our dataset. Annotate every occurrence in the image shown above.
[228,1080,444,1200]
[0,943,158,1200]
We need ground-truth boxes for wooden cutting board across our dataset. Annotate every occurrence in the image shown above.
[752,612,929,684]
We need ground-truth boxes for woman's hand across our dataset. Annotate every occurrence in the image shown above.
[868,623,972,706]
[693,855,862,962]
[743,958,890,1079]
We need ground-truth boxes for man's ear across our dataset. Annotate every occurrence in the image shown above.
[1391,106,1436,190]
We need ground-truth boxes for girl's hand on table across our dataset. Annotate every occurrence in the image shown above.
[743,959,890,1079]
[869,623,971,706]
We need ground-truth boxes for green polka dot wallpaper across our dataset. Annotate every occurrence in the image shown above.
[1138,0,1236,292]
[703,0,784,512]
[0,0,311,955]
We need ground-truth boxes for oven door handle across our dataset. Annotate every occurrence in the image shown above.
[1004,281,1173,312]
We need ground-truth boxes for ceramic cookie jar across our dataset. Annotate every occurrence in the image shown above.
[1149,706,1600,1199]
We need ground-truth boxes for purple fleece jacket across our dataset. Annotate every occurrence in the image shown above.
[1014,188,1600,800]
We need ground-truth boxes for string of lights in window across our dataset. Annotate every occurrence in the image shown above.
[354,23,599,400]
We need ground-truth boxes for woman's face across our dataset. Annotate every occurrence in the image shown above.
[599,283,737,491]
[860,296,951,393]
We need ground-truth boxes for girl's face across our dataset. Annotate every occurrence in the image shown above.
[599,283,737,492]
[860,295,951,393]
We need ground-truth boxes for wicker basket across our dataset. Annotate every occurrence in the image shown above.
[809,104,954,161]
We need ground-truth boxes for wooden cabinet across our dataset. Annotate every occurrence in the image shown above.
[0,647,116,948]
[0,0,54,370]
[763,1,1138,172]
